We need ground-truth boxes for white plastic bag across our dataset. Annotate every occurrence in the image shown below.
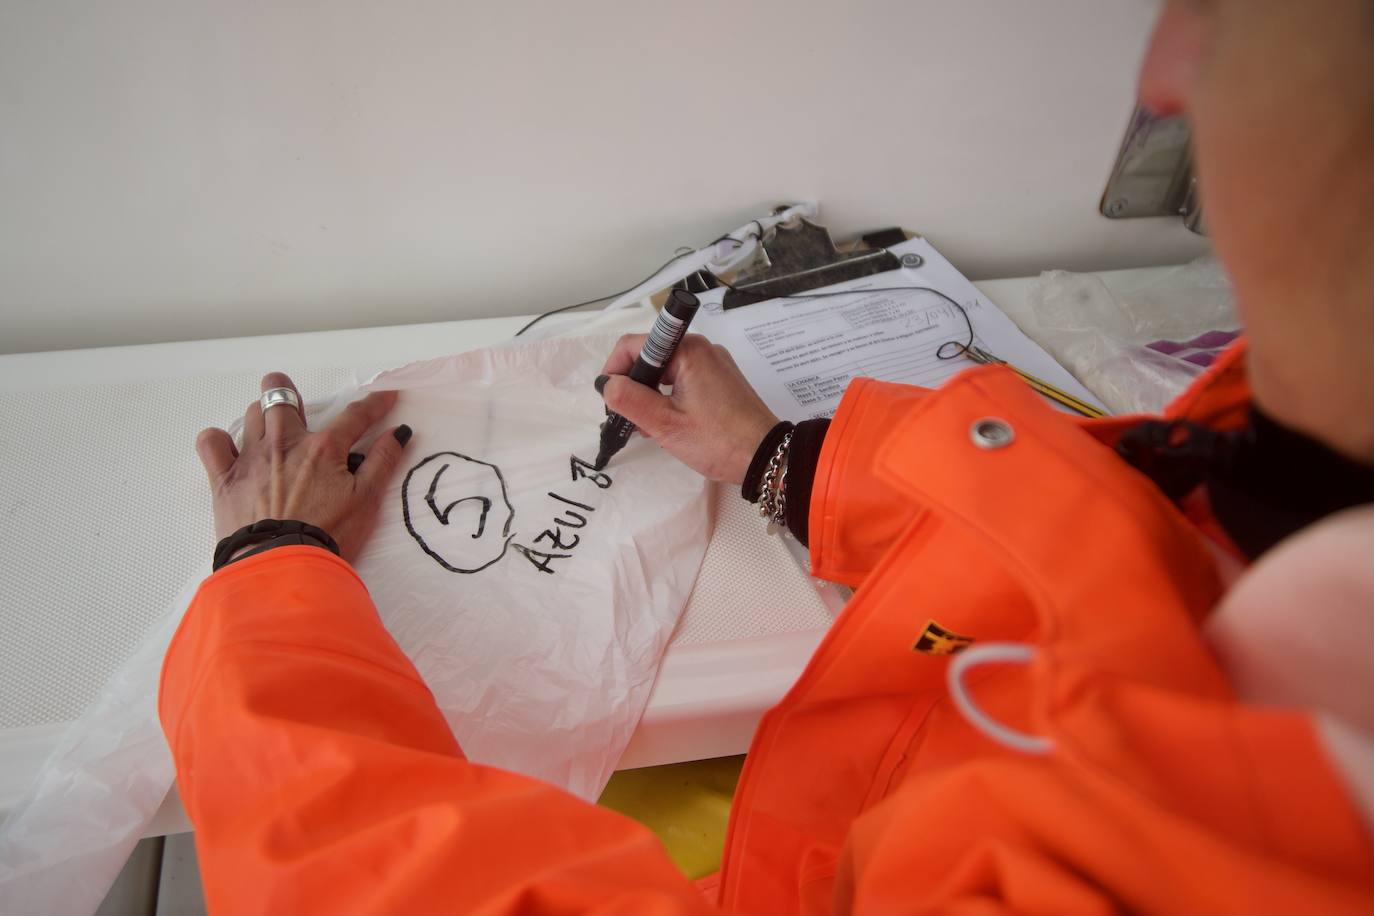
[0,579,197,916]
[351,332,710,797]
[0,327,709,913]
[1009,257,1239,415]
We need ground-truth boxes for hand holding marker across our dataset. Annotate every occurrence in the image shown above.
[592,288,701,470]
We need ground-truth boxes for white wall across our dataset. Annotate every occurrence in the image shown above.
[0,0,1205,354]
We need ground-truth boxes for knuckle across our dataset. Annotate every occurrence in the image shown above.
[373,449,402,476]
[373,432,401,456]
[602,378,626,405]
[305,432,336,459]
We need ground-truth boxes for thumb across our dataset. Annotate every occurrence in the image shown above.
[602,376,678,439]
[357,424,412,495]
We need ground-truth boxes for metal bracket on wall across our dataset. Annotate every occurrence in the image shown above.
[1100,104,1204,234]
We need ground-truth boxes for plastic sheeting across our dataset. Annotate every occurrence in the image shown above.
[0,330,710,915]
[353,333,710,794]
[1014,257,1238,415]
[0,580,196,916]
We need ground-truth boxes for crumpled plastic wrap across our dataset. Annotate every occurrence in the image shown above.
[1009,257,1239,415]
[0,328,709,915]
[0,580,197,916]
[352,333,710,794]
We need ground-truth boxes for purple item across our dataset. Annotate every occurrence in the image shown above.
[1146,328,1240,369]
[1186,330,1239,349]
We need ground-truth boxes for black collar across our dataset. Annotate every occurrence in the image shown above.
[1117,408,1374,559]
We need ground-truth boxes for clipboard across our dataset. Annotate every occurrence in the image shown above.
[684,213,1108,421]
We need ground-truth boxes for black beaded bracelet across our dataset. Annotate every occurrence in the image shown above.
[212,519,341,571]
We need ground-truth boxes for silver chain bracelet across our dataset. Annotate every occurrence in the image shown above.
[758,429,793,534]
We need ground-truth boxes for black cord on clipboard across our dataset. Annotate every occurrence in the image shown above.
[516,231,1103,417]
[700,232,981,360]
[516,239,979,368]
[709,271,1107,417]
[708,273,979,362]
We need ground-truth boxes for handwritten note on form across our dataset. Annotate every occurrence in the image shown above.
[691,237,1105,422]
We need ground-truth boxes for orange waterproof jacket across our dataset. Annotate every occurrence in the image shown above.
[160,344,1372,915]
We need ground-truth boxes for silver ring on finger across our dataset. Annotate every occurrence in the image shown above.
[260,387,301,413]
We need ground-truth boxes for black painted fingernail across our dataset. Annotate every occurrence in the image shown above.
[594,375,609,395]
[347,452,365,474]
[393,424,413,446]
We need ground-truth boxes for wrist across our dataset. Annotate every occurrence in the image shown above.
[227,542,260,563]
[756,428,794,530]
[213,519,341,571]
[741,421,796,503]
[738,418,830,547]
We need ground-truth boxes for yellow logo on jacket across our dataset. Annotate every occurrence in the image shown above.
[913,620,975,656]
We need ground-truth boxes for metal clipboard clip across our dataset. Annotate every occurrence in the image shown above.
[676,208,909,306]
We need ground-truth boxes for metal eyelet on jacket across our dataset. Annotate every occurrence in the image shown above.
[970,418,1014,449]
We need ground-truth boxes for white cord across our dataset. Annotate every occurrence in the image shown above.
[946,642,1054,755]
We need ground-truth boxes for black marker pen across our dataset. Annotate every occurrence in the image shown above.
[593,288,701,470]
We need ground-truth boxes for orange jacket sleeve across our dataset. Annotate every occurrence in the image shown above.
[808,378,935,587]
[159,546,710,916]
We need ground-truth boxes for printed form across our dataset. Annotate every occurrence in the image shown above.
[691,237,1105,422]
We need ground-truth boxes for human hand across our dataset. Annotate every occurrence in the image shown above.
[195,372,412,561]
[597,334,778,484]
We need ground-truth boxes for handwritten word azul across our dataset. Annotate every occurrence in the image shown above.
[510,456,612,574]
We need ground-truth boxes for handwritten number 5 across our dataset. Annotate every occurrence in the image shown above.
[426,462,493,539]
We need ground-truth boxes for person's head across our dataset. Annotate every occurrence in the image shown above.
[1139,0,1374,461]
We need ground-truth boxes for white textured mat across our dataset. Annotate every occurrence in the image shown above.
[673,487,832,647]
[0,369,352,731]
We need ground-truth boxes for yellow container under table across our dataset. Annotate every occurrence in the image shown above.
[597,756,745,879]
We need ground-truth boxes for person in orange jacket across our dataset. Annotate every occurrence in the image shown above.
[169,1,1373,913]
